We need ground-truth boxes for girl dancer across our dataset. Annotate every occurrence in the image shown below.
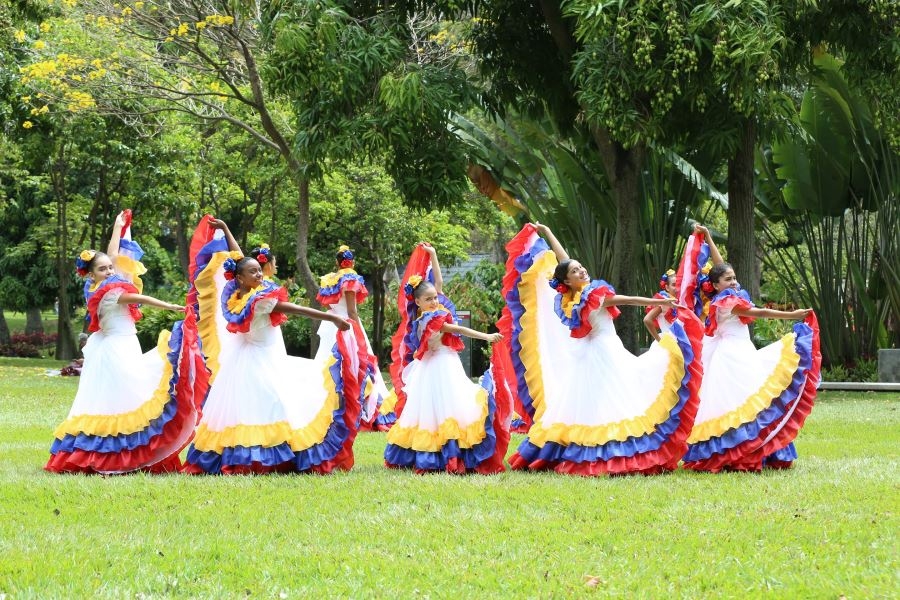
[384,243,511,474]
[182,217,367,474]
[682,224,820,472]
[643,269,679,341]
[497,223,703,475]
[316,246,392,431]
[47,210,202,474]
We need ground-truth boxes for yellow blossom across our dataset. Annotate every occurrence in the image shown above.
[40,22,51,33]
[15,30,27,43]
[21,95,31,103]
[22,121,34,129]
[91,59,103,69]
[121,7,132,16]
[38,105,49,114]
[135,1,145,8]
[177,22,189,36]
[33,40,46,50]
[196,21,206,30]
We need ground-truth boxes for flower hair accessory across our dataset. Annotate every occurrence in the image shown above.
[404,274,423,300]
[659,269,676,290]
[223,257,238,280]
[337,244,355,269]
[548,277,569,294]
[253,244,271,265]
[75,249,97,277]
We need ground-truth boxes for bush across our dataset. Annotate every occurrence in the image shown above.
[0,332,58,358]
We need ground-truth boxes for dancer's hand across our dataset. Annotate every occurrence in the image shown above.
[419,243,436,256]
[168,303,186,312]
[693,223,710,237]
[486,332,503,344]
[207,217,228,230]
[333,315,352,331]
[791,308,812,320]
[532,222,550,235]
[114,211,128,229]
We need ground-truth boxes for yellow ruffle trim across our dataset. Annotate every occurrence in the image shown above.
[518,251,557,424]
[115,254,146,294]
[194,252,235,384]
[319,268,358,288]
[225,285,264,315]
[191,355,342,453]
[688,333,799,443]
[53,331,173,438]
[380,389,398,414]
[526,333,686,447]
[385,388,490,451]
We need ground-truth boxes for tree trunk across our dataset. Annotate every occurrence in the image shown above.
[24,307,44,335]
[0,308,10,345]
[294,178,319,303]
[52,142,77,361]
[174,212,190,276]
[727,119,759,301]
[371,264,387,365]
[591,128,647,352]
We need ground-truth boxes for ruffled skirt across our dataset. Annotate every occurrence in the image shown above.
[46,324,197,474]
[183,330,364,474]
[683,316,819,472]
[384,347,505,473]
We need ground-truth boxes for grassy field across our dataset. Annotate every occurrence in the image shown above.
[0,358,897,598]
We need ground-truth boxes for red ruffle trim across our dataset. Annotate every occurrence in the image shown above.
[413,312,464,360]
[571,285,618,339]
[225,286,289,334]
[327,320,370,472]
[684,312,820,473]
[316,278,369,306]
[705,295,754,336]
[86,281,141,333]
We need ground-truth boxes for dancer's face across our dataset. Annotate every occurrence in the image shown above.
[564,260,590,288]
[90,255,115,280]
[665,276,678,296]
[236,259,264,290]
[713,268,739,292]
[414,286,439,312]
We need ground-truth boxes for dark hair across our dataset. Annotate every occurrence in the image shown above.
[553,259,574,284]
[708,262,734,286]
[413,280,436,299]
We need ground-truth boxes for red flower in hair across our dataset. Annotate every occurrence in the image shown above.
[701,281,714,294]
[257,254,268,264]
[659,281,667,290]
[340,259,354,269]
[224,271,235,280]
[555,283,568,293]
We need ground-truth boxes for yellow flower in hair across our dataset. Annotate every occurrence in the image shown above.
[408,275,423,288]
[338,245,350,252]
[228,250,244,260]
[260,243,270,249]
[80,249,96,261]
[701,261,712,275]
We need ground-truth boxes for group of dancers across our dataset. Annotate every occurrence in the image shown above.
[46,211,820,476]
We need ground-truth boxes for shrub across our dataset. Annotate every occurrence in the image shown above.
[0,332,58,358]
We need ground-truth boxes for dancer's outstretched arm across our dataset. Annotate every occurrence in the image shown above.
[533,223,569,262]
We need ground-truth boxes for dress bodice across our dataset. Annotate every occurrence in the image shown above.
[97,289,137,336]
[245,297,283,346]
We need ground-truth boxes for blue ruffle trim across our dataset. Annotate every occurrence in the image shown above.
[49,320,185,455]
[764,442,797,464]
[384,368,499,471]
[514,319,697,464]
[683,321,814,462]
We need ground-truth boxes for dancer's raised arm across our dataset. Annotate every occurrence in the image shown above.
[533,222,569,262]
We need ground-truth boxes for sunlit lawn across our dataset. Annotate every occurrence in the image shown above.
[0,358,897,597]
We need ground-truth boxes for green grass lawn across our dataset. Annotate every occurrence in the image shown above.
[0,358,897,598]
